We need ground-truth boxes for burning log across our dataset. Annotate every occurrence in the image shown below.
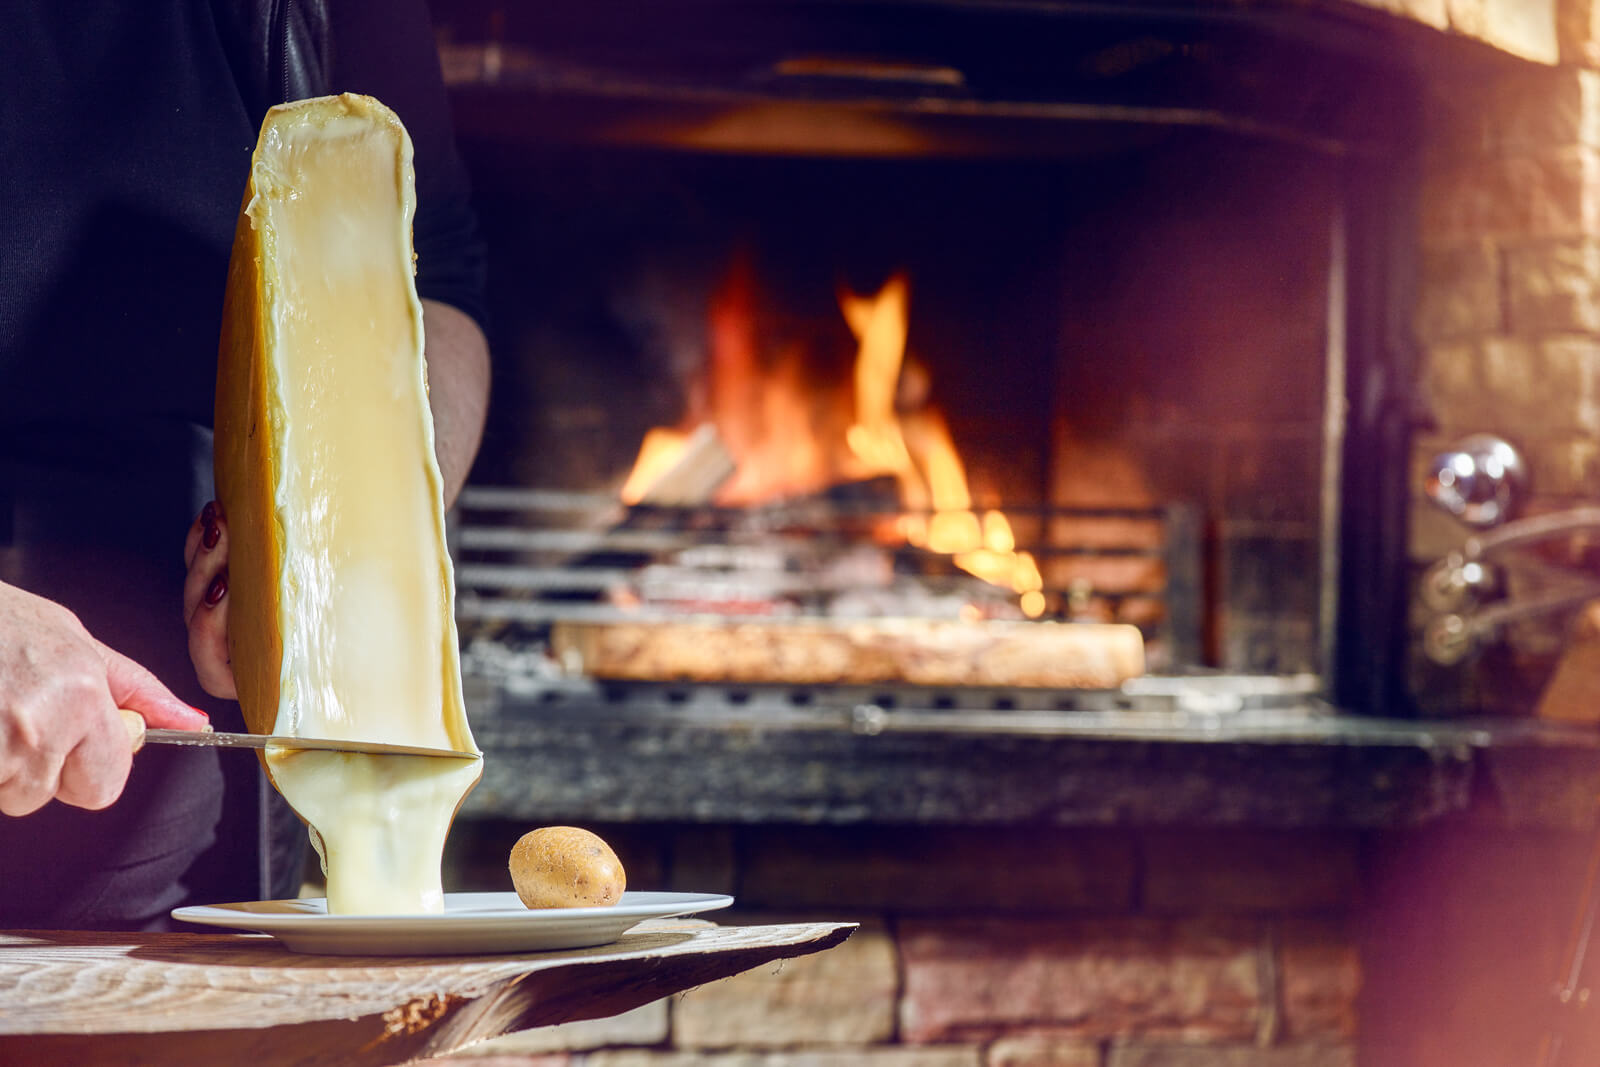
[626,423,737,507]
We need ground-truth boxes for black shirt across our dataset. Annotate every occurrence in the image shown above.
[0,0,486,928]
[2,0,485,432]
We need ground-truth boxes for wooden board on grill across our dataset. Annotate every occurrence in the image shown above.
[550,618,1145,689]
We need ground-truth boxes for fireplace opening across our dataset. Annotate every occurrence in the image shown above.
[441,0,1424,717]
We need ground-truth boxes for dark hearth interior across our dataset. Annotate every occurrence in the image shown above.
[443,0,1424,686]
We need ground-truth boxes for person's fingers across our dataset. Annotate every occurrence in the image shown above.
[182,527,234,700]
[97,642,211,731]
[0,716,66,816]
[183,505,228,623]
[182,552,227,628]
[183,515,203,570]
[185,580,237,700]
[0,682,108,815]
[0,768,59,816]
[181,502,235,700]
[184,500,224,571]
[53,704,134,811]
[0,582,205,816]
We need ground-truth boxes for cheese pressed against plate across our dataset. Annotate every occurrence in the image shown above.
[214,94,481,915]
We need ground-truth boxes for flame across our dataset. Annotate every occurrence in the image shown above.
[839,273,1043,616]
[699,253,853,504]
[841,273,916,479]
[622,262,1044,616]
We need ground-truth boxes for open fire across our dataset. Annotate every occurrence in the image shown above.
[619,255,1046,616]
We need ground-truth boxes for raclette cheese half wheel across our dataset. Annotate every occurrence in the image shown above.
[214,93,481,914]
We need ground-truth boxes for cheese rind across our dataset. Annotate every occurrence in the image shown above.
[215,94,481,914]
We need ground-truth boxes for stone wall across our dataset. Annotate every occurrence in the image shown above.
[1408,0,1600,710]
[412,815,1597,1067]
[1413,45,1600,558]
[427,823,1363,1067]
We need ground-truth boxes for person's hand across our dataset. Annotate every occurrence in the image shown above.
[0,582,210,816]
[184,500,236,700]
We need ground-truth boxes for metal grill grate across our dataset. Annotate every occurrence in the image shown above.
[451,485,1203,668]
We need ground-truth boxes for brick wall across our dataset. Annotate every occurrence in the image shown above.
[428,823,1362,1067]
[416,816,1599,1066]
[1406,0,1600,712]
[1412,56,1600,563]
[1410,0,1600,544]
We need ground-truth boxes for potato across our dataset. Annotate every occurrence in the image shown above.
[509,826,626,908]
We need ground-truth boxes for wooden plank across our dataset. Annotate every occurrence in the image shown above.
[0,919,854,1066]
[551,617,1145,689]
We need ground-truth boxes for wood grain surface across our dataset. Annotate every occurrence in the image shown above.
[551,618,1146,688]
[0,919,854,1066]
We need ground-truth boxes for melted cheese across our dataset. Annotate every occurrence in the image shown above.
[216,95,481,914]
[264,750,481,914]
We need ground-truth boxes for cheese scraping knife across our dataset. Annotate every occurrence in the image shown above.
[121,710,478,760]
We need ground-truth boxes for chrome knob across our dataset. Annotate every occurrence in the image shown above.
[1425,434,1528,528]
[1420,550,1500,613]
[1423,613,1474,666]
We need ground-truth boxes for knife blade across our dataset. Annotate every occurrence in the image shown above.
[140,728,480,759]
[121,711,478,760]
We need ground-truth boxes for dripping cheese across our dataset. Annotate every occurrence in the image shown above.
[214,93,481,914]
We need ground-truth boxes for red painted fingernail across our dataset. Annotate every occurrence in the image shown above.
[204,571,228,607]
[201,501,217,528]
[202,522,221,550]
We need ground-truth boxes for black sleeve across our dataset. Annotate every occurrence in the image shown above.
[325,0,490,335]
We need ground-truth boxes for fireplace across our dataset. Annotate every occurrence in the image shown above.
[434,0,1432,718]
[420,5,1600,1067]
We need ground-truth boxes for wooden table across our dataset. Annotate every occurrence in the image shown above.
[0,919,854,1065]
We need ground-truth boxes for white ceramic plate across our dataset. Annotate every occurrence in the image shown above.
[172,890,734,956]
